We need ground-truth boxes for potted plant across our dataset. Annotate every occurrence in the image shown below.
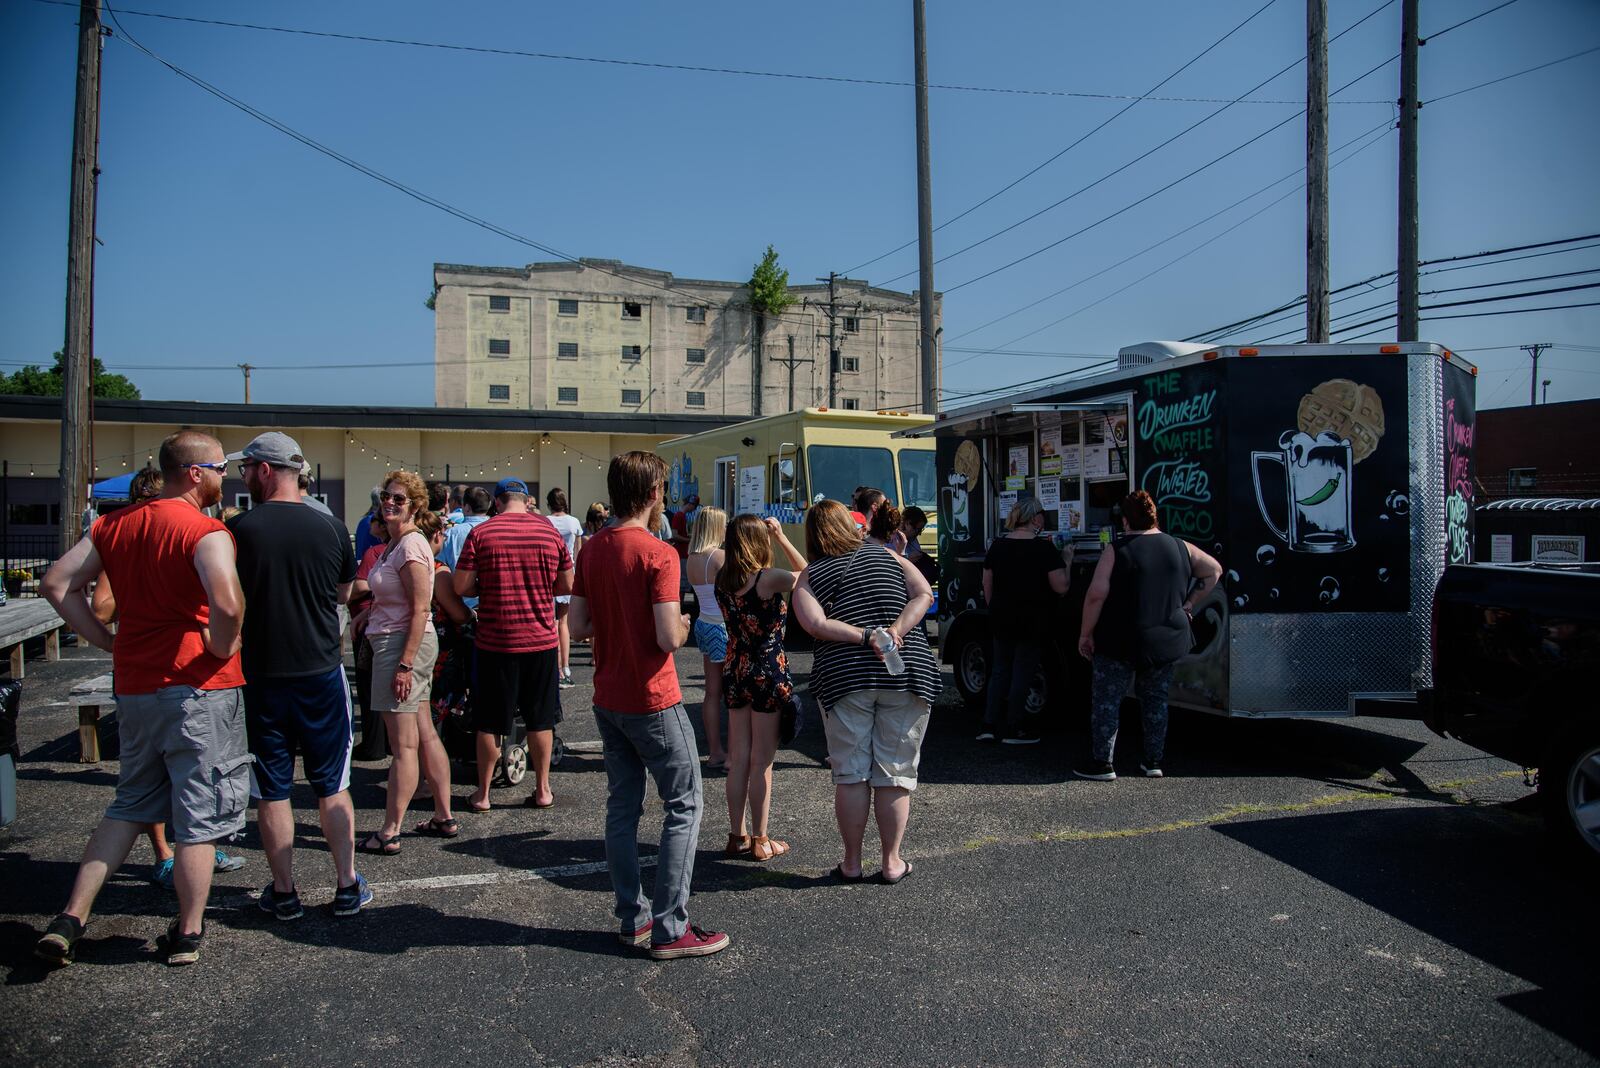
[4,569,31,599]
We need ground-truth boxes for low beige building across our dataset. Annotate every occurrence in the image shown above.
[433,259,940,417]
[0,396,732,551]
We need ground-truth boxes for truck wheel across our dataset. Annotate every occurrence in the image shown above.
[1023,666,1050,718]
[1540,735,1600,864]
[952,633,989,707]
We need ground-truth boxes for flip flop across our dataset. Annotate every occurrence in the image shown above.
[830,864,867,884]
[523,795,555,809]
[465,800,491,814]
[878,862,914,886]
[357,832,401,856]
[413,817,460,838]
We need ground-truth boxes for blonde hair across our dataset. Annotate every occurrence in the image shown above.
[1006,497,1044,530]
[688,506,727,556]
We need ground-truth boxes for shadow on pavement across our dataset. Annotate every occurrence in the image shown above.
[0,920,151,985]
[1214,803,1598,1056]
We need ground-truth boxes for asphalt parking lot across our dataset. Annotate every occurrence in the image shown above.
[1,640,1595,1067]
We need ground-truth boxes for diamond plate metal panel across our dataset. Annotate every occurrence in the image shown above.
[1226,355,1443,714]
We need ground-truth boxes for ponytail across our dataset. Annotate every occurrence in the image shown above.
[868,501,902,542]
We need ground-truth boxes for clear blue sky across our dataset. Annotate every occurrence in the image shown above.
[2,0,1597,411]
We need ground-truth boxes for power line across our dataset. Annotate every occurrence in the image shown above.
[1423,0,1524,41]
[31,0,1395,106]
[841,0,1285,276]
[1424,300,1600,321]
[932,49,1400,296]
[1426,43,1600,104]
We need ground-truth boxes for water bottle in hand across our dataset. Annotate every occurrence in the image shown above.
[872,627,905,676]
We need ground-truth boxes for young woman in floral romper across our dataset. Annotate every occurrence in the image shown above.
[716,515,806,861]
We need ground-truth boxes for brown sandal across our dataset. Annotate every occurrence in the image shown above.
[725,833,752,857]
[749,835,790,862]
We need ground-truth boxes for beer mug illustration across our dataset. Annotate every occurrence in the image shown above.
[939,476,970,543]
[1252,430,1355,553]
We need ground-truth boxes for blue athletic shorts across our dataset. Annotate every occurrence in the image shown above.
[244,665,354,801]
[693,618,728,663]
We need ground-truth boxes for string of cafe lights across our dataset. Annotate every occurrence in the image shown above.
[343,432,614,480]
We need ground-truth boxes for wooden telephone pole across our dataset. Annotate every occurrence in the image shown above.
[59,0,103,554]
[912,0,938,414]
[1396,0,1421,341]
[1305,0,1330,343]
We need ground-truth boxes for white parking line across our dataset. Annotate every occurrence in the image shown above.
[211,857,653,909]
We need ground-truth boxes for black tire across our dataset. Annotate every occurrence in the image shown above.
[951,630,990,707]
[1539,732,1600,865]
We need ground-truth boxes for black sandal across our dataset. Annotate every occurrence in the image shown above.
[413,817,460,838]
[357,832,401,855]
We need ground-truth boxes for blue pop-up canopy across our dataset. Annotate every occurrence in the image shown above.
[90,471,135,499]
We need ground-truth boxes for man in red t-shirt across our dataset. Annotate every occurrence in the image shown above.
[570,452,729,960]
[36,430,247,968]
[453,478,573,812]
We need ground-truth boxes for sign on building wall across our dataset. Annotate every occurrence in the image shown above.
[1531,534,1585,563]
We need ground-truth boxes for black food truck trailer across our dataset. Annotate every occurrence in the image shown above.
[909,341,1479,719]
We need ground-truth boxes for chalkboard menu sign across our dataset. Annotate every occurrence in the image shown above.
[1134,363,1227,549]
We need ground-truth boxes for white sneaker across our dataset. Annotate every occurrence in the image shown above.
[1140,763,1164,778]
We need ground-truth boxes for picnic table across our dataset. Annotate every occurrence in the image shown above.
[0,598,64,680]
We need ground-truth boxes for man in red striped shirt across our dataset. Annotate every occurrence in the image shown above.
[453,478,573,811]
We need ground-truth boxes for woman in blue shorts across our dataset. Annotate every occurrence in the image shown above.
[685,507,729,771]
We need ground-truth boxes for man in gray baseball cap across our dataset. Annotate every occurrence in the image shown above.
[226,431,306,469]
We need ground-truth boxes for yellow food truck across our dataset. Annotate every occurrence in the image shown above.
[658,408,937,552]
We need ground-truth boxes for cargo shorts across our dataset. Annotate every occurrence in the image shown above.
[105,685,252,845]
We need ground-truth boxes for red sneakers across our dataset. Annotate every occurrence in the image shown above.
[619,921,652,947]
[648,924,730,960]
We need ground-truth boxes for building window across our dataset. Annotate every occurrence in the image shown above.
[621,301,642,320]
[843,315,860,333]
[622,345,642,361]
[488,338,511,357]
[686,391,706,408]
[557,386,578,404]
[557,299,578,316]
[841,397,861,411]
[488,384,511,402]
[686,306,706,323]
[841,355,860,373]
[621,389,643,406]
[558,342,579,360]
[1508,467,1537,492]
[686,347,706,364]
[488,295,511,312]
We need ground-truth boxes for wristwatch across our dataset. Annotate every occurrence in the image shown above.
[396,663,413,673]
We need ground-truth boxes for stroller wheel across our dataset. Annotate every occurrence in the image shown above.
[551,733,565,768]
[499,742,528,787]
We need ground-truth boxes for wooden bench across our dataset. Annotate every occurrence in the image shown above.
[70,673,115,764]
[0,599,65,680]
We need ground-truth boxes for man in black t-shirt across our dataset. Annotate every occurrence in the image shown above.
[225,432,368,919]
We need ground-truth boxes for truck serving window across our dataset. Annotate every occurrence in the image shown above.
[807,445,896,508]
[897,450,937,510]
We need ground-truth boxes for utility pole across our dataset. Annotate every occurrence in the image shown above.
[1542,379,1551,405]
[238,362,253,404]
[770,333,814,413]
[819,271,840,407]
[1521,343,1551,405]
[912,0,938,415]
[58,0,102,556]
[1396,0,1420,341]
[1305,0,1330,343]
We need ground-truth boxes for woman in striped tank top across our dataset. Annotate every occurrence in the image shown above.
[793,500,939,884]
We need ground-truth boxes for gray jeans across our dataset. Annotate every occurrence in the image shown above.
[593,703,703,945]
[1089,656,1177,765]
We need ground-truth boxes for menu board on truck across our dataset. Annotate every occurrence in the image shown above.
[1039,428,1063,476]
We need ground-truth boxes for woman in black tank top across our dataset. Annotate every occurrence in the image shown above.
[1075,492,1221,780]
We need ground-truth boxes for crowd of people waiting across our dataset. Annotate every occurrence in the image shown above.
[31,426,1218,968]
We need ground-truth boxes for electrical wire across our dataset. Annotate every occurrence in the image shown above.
[840,0,1284,276]
[30,0,1395,106]
[1426,43,1600,104]
[1423,0,1523,42]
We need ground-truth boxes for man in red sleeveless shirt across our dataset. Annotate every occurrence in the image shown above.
[36,430,248,968]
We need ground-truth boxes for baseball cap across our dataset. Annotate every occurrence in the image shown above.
[226,431,305,468]
[686,494,700,506]
[494,477,530,497]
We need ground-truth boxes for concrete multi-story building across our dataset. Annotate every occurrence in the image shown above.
[432,259,940,417]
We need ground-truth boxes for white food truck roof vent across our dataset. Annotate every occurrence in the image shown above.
[1116,341,1211,370]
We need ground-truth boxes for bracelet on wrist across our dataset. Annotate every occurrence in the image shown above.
[396,663,413,673]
